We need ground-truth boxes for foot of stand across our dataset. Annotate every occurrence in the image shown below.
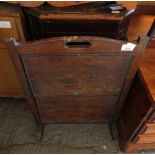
[109,121,118,140]
[36,123,44,141]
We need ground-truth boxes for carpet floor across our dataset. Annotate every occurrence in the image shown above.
[0,98,154,153]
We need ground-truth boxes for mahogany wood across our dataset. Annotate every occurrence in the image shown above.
[118,37,155,152]
[24,5,134,41]
[6,36,147,130]
[0,2,25,98]
[5,38,40,123]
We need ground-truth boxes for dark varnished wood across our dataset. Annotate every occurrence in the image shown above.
[5,38,41,123]
[36,96,118,123]
[6,36,147,126]
[24,4,134,41]
[118,37,155,152]
[115,36,149,119]
[22,54,132,97]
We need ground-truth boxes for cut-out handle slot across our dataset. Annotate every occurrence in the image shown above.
[65,41,91,48]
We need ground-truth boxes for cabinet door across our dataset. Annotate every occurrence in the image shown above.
[0,16,20,49]
[0,48,23,97]
[0,16,24,97]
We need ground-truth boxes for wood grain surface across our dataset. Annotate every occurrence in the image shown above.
[6,36,146,124]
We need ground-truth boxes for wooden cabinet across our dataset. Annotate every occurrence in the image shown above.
[6,35,148,139]
[118,39,155,153]
[24,3,134,41]
[0,2,25,98]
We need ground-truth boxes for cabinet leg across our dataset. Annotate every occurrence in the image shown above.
[109,121,118,140]
[36,123,44,141]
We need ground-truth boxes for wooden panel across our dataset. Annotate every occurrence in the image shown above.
[17,37,127,54]
[140,43,155,102]
[7,1,45,8]
[0,48,23,96]
[118,38,155,153]
[48,2,90,7]
[22,54,132,97]
[36,96,118,123]
[7,1,89,8]
[118,2,137,9]
[137,134,155,144]
[0,88,24,97]
[121,72,153,140]
[122,142,155,153]
[0,3,25,98]
[0,16,20,48]
[142,123,155,134]
[118,32,155,153]
[138,2,155,6]
[140,49,155,79]
[6,36,146,124]
[127,15,155,40]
